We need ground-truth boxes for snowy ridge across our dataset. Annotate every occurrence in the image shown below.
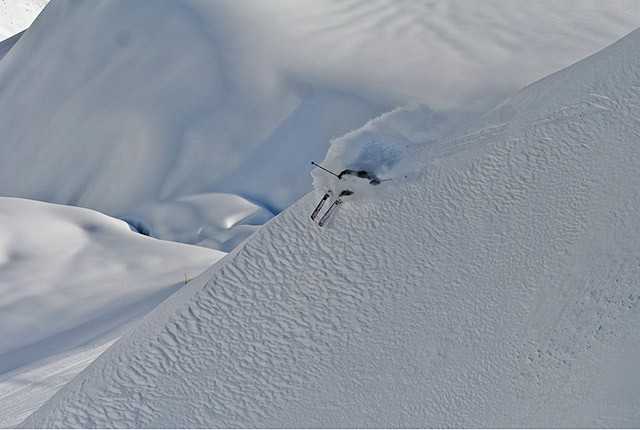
[0,31,23,61]
[22,27,640,427]
[0,0,387,252]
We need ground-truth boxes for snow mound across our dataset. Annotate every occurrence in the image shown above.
[0,197,222,377]
[0,197,222,427]
[22,26,640,428]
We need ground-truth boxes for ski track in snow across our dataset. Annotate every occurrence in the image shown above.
[0,341,114,429]
[22,27,640,427]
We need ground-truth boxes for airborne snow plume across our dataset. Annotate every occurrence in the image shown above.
[312,104,461,202]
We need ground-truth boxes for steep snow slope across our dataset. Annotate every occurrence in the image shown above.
[7,2,640,425]
[0,340,114,428]
[23,27,640,427]
[2,1,640,252]
[226,0,640,110]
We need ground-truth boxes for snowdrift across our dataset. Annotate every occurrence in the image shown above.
[23,26,640,427]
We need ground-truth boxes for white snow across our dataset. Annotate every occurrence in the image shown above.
[0,197,223,372]
[0,0,387,251]
[3,0,640,427]
[312,104,450,202]
[0,198,222,428]
[21,22,640,428]
[0,340,114,428]
[0,0,48,41]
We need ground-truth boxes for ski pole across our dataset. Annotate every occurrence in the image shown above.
[369,178,393,185]
[311,161,340,178]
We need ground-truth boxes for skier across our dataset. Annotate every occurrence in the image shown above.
[310,162,383,226]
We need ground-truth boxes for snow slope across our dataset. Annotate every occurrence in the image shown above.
[0,197,222,427]
[2,1,640,252]
[0,340,114,428]
[23,26,640,427]
[4,2,640,425]
[0,197,223,375]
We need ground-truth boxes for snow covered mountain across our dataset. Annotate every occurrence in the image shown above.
[2,0,640,252]
[0,0,385,252]
[22,24,640,428]
[4,1,640,427]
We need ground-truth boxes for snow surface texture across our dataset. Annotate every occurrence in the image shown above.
[0,340,114,428]
[23,27,640,427]
[0,198,222,428]
[2,1,640,252]
[4,0,640,427]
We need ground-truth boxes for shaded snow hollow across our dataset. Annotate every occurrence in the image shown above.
[23,26,640,427]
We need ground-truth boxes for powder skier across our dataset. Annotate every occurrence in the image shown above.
[310,162,384,226]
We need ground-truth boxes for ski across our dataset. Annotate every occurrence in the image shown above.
[318,199,342,227]
[317,190,354,227]
[311,192,332,220]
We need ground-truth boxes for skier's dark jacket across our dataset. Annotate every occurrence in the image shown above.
[338,169,381,185]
